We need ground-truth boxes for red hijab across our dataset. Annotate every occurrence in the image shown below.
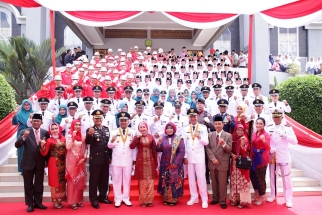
[48,123,64,139]
[232,124,249,156]
[69,119,82,141]
[164,122,177,136]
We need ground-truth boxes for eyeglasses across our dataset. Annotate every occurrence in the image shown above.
[144,94,149,96]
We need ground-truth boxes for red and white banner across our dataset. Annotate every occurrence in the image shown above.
[260,0,322,28]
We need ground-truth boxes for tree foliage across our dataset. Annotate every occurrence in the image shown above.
[0,35,65,103]
[278,75,322,134]
[0,74,16,120]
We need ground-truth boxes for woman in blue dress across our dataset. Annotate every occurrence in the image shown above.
[54,104,68,136]
[12,99,34,173]
[156,122,185,206]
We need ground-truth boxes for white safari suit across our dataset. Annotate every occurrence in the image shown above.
[183,123,209,203]
[108,127,136,203]
[266,123,298,204]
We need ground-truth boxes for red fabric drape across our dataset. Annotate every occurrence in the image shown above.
[285,115,322,148]
[262,0,322,19]
[65,11,141,21]
[0,0,40,7]
[165,12,236,22]
[0,112,18,143]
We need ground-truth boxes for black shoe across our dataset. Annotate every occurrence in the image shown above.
[206,180,210,184]
[27,205,34,213]
[220,203,227,209]
[98,199,113,204]
[91,202,100,209]
[34,204,47,209]
[210,200,219,205]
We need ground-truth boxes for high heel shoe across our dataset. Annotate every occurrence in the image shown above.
[251,197,259,202]
[254,198,265,206]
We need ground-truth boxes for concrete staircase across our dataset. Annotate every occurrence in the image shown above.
[0,155,321,202]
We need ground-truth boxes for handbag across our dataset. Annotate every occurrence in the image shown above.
[236,155,252,170]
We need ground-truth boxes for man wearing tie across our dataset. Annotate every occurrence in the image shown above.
[27,98,53,130]
[68,85,84,114]
[108,112,135,207]
[183,108,209,209]
[250,99,271,133]
[60,101,79,136]
[215,99,236,134]
[15,113,50,212]
[48,87,67,115]
[78,97,94,135]
[206,115,232,209]
[268,89,291,121]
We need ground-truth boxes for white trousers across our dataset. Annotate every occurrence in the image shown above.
[187,163,208,202]
[269,162,293,203]
[111,165,132,202]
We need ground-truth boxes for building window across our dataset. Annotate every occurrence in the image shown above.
[278,27,298,59]
[0,10,11,40]
[64,26,82,50]
[213,28,231,53]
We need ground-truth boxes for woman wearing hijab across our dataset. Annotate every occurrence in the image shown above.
[12,99,33,173]
[194,86,203,99]
[129,121,157,207]
[230,124,251,208]
[115,102,128,127]
[55,104,68,136]
[156,122,185,206]
[65,120,87,210]
[134,89,143,101]
[189,91,198,109]
[150,88,160,103]
[40,123,66,209]
[234,105,249,131]
[166,89,177,106]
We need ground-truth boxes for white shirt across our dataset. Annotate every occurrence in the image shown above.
[27,110,54,131]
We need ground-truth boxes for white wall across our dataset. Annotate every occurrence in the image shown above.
[94,38,203,53]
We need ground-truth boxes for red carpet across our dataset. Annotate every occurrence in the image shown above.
[1,196,322,215]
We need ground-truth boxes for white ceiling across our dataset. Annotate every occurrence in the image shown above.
[103,12,192,30]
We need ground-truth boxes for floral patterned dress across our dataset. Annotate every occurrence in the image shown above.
[41,137,66,204]
[156,135,185,203]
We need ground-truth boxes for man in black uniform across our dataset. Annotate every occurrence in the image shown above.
[15,113,50,213]
[196,98,215,184]
[85,110,113,209]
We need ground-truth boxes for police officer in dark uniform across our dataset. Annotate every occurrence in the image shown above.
[85,110,113,209]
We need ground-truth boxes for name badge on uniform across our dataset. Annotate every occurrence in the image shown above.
[143,118,147,121]
[161,121,166,125]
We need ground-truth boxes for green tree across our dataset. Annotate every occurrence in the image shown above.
[278,75,322,134]
[0,35,65,103]
[0,74,16,120]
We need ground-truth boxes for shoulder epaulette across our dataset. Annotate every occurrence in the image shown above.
[267,124,273,127]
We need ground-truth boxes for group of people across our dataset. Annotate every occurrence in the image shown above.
[13,46,298,213]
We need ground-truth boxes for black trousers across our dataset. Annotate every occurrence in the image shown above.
[89,163,110,203]
[205,150,210,181]
[23,166,45,206]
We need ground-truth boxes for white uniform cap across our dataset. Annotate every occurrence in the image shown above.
[91,74,98,79]
[113,69,119,74]
[88,65,95,70]
[134,60,139,64]
[158,48,163,53]
[82,64,88,68]
[120,75,126,81]
[138,56,144,60]
[120,57,126,62]
[118,48,122,52]
[127,53,132,57]
[66,63,72,68]
[104,76,111,81]
[108,48,113,52]
[100,67,107,72]
[146,46,151,50]
[143,51,148,54]
[108,63,115,67]
[94,52,100,56]
[83,58,89,63]
[108,56,114,60]
[152,51,157,55]
[120,62,126,66]
[114,56,119,59]
[90,60,96,64]
[138,52,142,56]
[127,73,134,78]
[134,46,139,49]
[100,59,106,63]
[73,61,80,65]
[78,68,84,72]
[54,75,62,81]
[121,52,126,56]
[96,63,102,67]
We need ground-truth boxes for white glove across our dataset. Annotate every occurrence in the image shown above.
[204,117,210,123]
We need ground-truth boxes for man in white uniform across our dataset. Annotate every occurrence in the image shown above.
[183,108,209,209]
[268,89,291,116]
[266,109,298,208]
[27,98,54,130]
[142,89,153,116]
[60,101,79,136]
[130,101,151,134]
[108,112,135,208]
[251,99,271,133]
[68,85,85,114]
[79,96,94,134]
[169,101,189,136]
[250,83,269,114]
[92,86,102,110]
[100,99,117,131]
[48,87,67,115]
